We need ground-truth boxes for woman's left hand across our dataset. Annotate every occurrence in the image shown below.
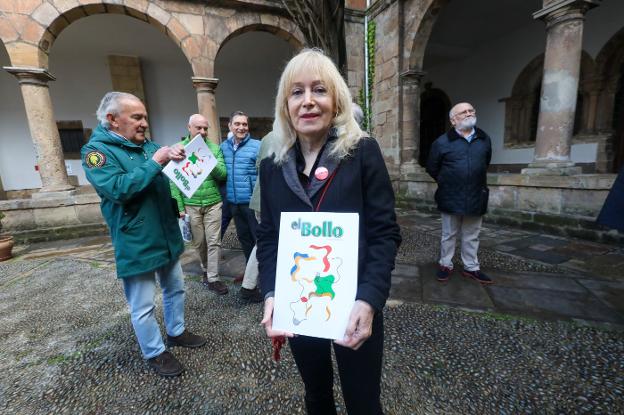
[334,300,374,350]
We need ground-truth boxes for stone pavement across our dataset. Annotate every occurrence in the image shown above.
[391,209,624,328]
[10,209,624,329]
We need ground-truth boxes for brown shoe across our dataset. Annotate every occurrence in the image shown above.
[207,280,228,295]
[147,351,183,377]
[166,330,206,348]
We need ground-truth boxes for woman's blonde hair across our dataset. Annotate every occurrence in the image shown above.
[270,48,364,163]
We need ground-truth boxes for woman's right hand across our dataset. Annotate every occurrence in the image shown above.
[260,297,294,338]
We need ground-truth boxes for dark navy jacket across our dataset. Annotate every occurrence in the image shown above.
[256,136,401,312]
[220,135,260,204]
[597,166,624,232]
[426,128,492,216]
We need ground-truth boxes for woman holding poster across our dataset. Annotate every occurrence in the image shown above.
[257,49,401,414]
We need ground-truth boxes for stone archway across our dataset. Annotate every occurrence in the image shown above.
[214,22,303,139]
[419,83,450,166]
[405,0,449,73]
[594,26,624,172]
[217,22,304,55]
[38,2,196,71]
[612,63,624,172]
[396,0,449,177]
[214,31,298,139]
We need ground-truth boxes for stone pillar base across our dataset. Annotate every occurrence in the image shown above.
[31,189,77,200]
[400,160,427,180]
[521,161,582,176]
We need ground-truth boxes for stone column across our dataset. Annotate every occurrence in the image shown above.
[522,0,599,175]
[192,77,220,144]
[399,69,426,178]
[4,66,74,194]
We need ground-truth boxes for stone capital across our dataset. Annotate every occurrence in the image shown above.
[3,66,56,87]
[192,77,219,94]
[400,69,426,87]
[533,0,600,28]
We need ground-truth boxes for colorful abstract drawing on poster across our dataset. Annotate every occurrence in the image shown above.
[162,134,217,198]
[273,212,359,340]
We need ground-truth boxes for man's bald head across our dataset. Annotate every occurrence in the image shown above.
[188,114,209,139]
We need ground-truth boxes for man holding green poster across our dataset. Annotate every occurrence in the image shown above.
[170,114,228,295]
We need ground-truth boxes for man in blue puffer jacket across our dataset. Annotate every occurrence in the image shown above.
[220,111,260,262]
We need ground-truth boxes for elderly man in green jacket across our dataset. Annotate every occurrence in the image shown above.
[170,114,228,295]
[82,92,206,378]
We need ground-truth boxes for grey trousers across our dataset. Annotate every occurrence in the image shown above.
[439,213,482,271]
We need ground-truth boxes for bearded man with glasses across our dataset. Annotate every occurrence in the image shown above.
[426,102,494,285]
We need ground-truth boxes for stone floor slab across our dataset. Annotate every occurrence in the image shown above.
[487,286,624,324]
[421,264,494,309]
[392,262,419,279]
[577,279,624,315]
[390,275,422,302]
[529,244,554,252]
[491,271,586,291]
[511,247,571,264]
[493,244,517,252]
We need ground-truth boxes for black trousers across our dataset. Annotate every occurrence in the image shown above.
[288,312,384,415]
[229,203,258,261]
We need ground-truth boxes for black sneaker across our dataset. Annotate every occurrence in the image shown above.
[207,280,228,295]
[166,330,207,348]
[240,287,263,303]
[461,269,494,285]
[436,265,453,282]
[147,351,183,377]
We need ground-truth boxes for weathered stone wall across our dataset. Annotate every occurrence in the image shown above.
[345,9,365,100]
[0,192,106,242]
[369,0,401,177]
[108,55,147,105]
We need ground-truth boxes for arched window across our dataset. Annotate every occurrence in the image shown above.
[502,53,592,147]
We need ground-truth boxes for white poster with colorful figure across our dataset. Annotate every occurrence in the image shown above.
[273,212,359,340]
[163,134,217,198]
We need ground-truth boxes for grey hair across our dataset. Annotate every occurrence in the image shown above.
[228,110,248,124]
[352,102,364,127]
[96,92,141,128]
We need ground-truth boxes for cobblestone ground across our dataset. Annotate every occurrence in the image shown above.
[1,257,622,414]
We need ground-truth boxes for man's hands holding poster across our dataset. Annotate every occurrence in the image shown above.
[153,144,185,165]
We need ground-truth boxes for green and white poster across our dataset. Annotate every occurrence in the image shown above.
[273,212,359,340]
[163,134,217,198]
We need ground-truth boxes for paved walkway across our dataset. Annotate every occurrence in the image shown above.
[10,209,624,328]
[392,210,624,328]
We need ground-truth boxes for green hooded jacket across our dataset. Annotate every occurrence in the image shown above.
[169,135,226,211]
[81,124,184,278]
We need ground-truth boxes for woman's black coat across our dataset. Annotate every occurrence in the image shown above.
[597,166,624,232]
[256,136,401,312]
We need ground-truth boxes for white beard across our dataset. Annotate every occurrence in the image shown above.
[457,116,477,130]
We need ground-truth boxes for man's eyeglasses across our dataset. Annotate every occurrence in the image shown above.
[453,109,476,118]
